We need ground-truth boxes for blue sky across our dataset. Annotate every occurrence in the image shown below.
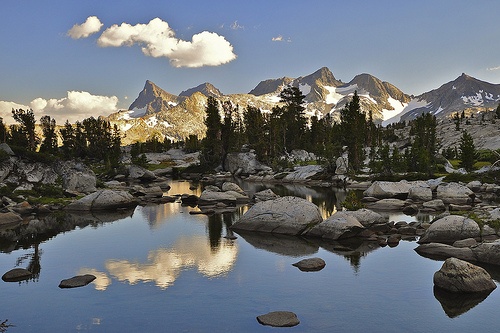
[1,0,500,123]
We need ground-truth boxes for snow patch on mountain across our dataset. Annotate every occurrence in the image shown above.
[383,98,430,125]
[381,97,407,125]
[119,107,147,120]
[299,83,311,96]
[324,86,344,105]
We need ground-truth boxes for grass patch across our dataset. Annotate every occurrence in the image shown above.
[146,160,176,171]
[449,159,460,168]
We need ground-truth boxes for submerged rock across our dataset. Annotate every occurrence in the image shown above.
[256,311,300,327]
[292,258,326,272]
[59,274,96,288]
[433,257,496,293]
[2,268,32,282]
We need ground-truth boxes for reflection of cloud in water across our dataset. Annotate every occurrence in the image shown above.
[104,236,238,289]
[77,268,112,291]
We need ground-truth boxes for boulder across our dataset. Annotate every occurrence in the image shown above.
[366,198,406,210]
[453,238,477,248]
[347,208,386,227]
[253,189,280,202]
[418,215,480,244]
[467,180,482,192]
[198,190,249,206]
[292,258,326,272]
[58,161,97,193]
[2,268,32,282]
[231,196,322,235]
[471,240,500,265]
[433,258,496,293]
[335,155,348,175]
[0,211,22,226]
[436,183,475,205]
[224,151,272,175]
[127,165,157,181]
[65,190,138,211]
[363,181,412,199]
[131,185,163,198]
[0,143,15,156]
[408,185,432,202]
[256,311,300,327]
[59,274,96,288]
[283,165,323,182]
[305,211,364,240]
[221,182,246,195]
[414,243,476,261]
[422,199,446,211]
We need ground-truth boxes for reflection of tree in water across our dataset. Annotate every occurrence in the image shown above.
[15,243,42,282]
[343,252,363,274]
[207,214,223,250]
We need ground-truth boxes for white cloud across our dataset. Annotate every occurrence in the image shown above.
[487,66,500,71]
[272,35,283,42]
[1,91,118,124]
[67,16,103,39]
[0,101,30,123]
[97,17,236,68]
[30,91,118,124]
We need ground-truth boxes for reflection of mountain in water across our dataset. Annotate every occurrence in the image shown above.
[81,236,238,290]
[139,204,181,229]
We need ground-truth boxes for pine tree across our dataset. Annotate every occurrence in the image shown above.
[340,91,366,172]
[11,108,40,151]
[59,120,75,158]
[39,115,58,154]
[458,130,477,172]
[201,96,222,168]
[277,85,307,152]
[244,105,267,161]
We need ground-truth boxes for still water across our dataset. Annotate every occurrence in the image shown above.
[1,180,499,332]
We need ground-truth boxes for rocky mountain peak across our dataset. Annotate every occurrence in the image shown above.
[249,77,294,96]
[128,80,183,117]
[179,82,223,98]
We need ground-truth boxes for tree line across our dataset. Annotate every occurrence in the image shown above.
[200,86,480,175]
[0,108,121,167]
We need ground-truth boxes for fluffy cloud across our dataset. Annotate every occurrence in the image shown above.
[97,17,236,68]
[487,66,500,71]
[67,16,103,39]
[29,91,119,124]
[272,35,283,42]
[0,101,30,123]
[0,91,118,124]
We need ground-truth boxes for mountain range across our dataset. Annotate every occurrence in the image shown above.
[107,67,500,145]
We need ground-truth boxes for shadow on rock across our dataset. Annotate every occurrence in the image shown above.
[433,286,494,318]
[234,231,319,257]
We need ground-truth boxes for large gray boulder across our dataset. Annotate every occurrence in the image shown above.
[198,189,249,206]
[253,189,280,202]
[363,181,412,199]
[57,161,97,194]
[231,196,322,235]
[408,185,432,202]
[433,257,496,293]
[127,165,157,181]
[414,243,476,262]
[283,165,323,182]
[418,215,480,244]
[65,190,138,211]
[224,151,272,175]
[305,211,364,240]
[436,183,475,205]
[347,208,386,227]
[471,240,500,265]
[365,198,406,211]
[221,182,246,195]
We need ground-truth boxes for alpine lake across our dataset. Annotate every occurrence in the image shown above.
[1,179,500,332]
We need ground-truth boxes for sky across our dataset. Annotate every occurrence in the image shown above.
[1,0,500,124]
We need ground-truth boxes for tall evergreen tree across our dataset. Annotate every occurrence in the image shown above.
[39,115,58,154]
[243,105,267,161]
[11,108,39,151]
[458,130,477,172]
[201,96,222,168]
[340,91,366,172]
[278,86,307,152]
[408,113,437,175]
[0,117,8,143]
[59,120,75,158]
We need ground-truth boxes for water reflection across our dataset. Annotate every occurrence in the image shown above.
[82,236,238,290]
[433,286,494,318]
